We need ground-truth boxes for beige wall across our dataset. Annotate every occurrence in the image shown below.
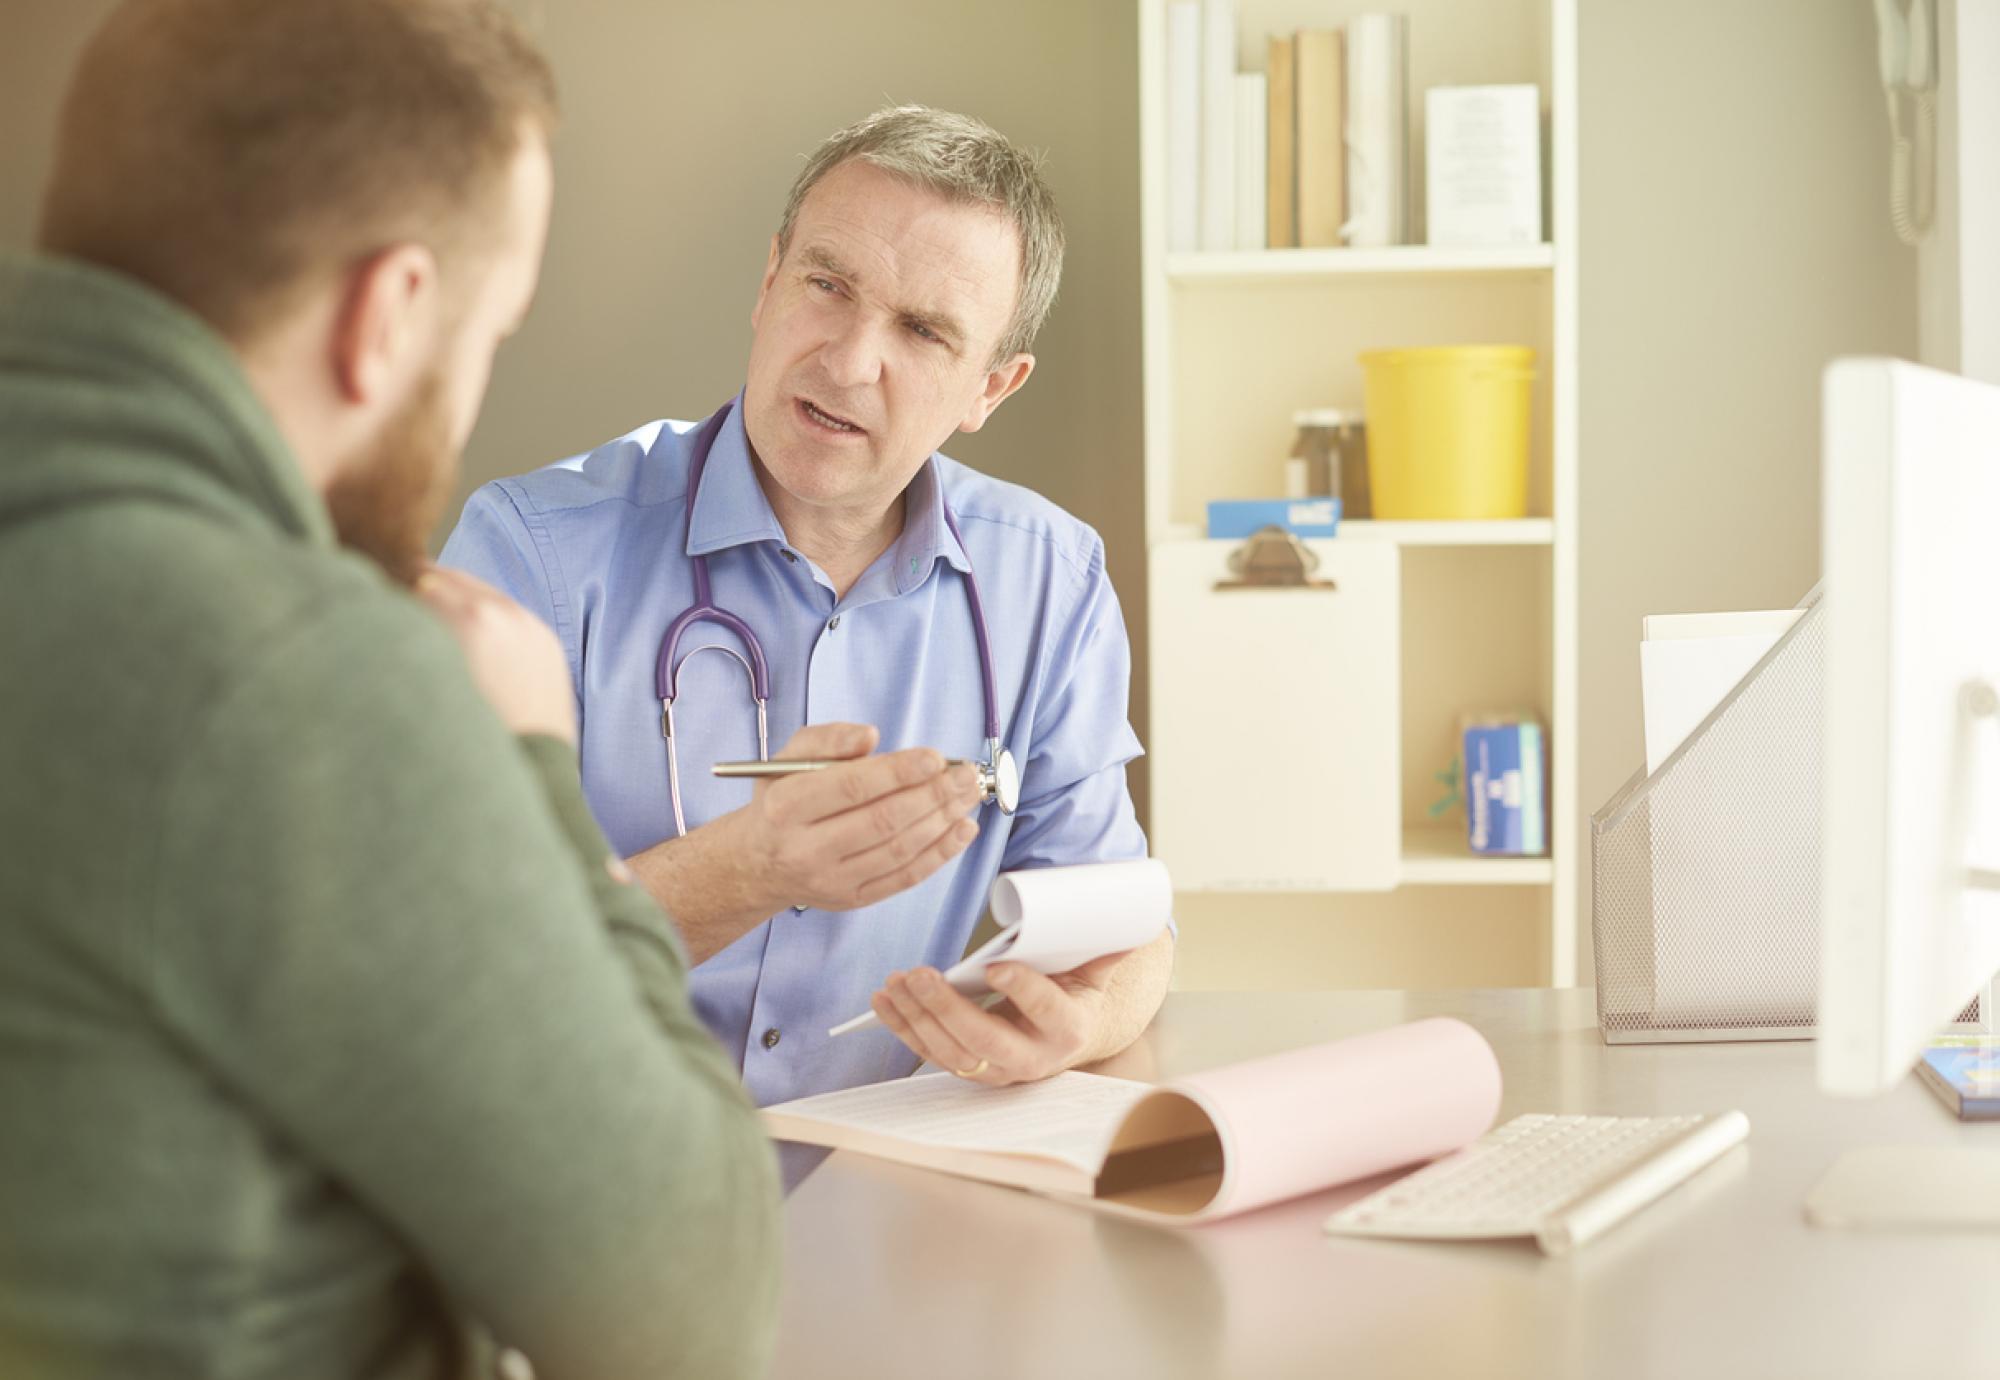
[1575,0,1920,974]
[1920,0,2000,385]
[0,0,1152,807]
[4,1,1934,989]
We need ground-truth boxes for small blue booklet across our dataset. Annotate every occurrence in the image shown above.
[1463,718,1547,857]
[1914,1039,2000,1120]
[1206,498,1341,539]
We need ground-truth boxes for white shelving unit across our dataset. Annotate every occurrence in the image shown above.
[1168,243,1556,283]
[1139,0,1579,986]
[1400,825,1556,886]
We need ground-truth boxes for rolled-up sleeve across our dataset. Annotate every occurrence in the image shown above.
[1002,536,1156,887]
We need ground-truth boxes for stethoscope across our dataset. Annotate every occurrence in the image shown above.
[656,403,1020,837]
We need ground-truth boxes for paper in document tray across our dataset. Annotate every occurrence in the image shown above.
[1590,591,1988,1042]
[1590,594,1826,1041]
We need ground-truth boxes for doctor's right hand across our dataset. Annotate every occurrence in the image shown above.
[731,722,983,914]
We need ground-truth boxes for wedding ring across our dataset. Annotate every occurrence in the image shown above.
[956,1058,990,1078]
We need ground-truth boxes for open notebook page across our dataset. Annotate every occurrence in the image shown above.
[764,1071,1151,1175]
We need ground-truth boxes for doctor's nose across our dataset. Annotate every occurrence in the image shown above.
[818,319,886,390]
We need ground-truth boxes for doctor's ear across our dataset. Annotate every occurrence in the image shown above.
[958,353,1035,435]
[751,234,782,330]
[330,242,440,408]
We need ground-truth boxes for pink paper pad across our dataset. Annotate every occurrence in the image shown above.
[1136,1017,1503,1221]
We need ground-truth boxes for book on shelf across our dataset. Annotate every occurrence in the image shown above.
[1166,2,1201,253]
[1175,12,1407,255]
[1426,84,1543,247]
[1265,33,1297,248]
[1206,497,1340,539]
[1342,13,1408,246]
[1463,715,1547,857]
[1199,0,1238,251]
[765,1017,1503,1225]
[1233,72,1268,251]
[1293,28,1346,247]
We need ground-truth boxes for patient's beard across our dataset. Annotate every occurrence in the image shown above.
[325,368,457,588]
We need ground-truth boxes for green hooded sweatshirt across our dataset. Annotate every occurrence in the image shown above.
[0,252,780,1380]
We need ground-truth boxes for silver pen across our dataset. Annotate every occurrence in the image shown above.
[711,758,980,779]
[714,757,1009,809]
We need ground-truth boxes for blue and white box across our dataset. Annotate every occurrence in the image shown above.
[1205,497,1342,539]
[1464,718,1547,856]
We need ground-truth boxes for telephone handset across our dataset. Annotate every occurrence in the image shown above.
[1874,0,1938,245]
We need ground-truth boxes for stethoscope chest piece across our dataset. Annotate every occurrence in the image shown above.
[979,745,1021,815]
[659,400,1020,836]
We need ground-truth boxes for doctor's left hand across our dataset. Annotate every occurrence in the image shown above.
[868,952,1130,1086]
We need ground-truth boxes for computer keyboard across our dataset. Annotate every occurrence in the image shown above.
[1324,1110,1750,1255]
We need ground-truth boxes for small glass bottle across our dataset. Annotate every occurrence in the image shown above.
[1289,409,1370,517]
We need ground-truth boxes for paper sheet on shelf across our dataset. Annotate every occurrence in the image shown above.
[829,859,1173,1037]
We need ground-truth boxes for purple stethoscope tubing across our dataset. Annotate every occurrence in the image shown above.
[656,402,1010,838]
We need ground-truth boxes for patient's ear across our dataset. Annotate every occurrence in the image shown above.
[330,242,439,407]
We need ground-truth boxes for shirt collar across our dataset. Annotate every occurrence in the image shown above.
[684,393,973,590]
[683,394,788,559]
[890,454,974,596]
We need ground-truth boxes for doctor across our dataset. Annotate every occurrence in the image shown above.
[443,106,1171,1111]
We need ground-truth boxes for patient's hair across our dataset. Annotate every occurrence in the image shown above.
[777,105,1066,367]
[38,0,558,344]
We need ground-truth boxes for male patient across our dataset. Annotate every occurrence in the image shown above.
[0,2,777,1378]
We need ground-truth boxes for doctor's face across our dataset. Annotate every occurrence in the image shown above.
[743,160,1035,524]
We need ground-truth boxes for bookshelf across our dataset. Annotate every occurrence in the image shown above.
[1167,242,1556,283]
[1155,519,1555,545]
[1138,0,1580,986]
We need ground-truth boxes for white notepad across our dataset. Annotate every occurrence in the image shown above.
[828,859,1173,1037]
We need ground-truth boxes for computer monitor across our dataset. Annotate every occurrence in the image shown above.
[1809,358,2000,1229]
[1819,357,2000,1099]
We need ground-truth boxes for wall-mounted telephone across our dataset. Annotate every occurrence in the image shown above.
[1874,0,1938,245]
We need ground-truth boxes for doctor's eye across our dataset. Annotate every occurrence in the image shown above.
[908,321,942,343]
[807,275,841,295]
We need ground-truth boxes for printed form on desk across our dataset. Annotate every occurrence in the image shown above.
[774,1072,1151,1171]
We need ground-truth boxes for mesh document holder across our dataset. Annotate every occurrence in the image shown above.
[1590,594,1982,1043]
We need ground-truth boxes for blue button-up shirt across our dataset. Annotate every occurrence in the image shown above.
[441,395,1149,1111]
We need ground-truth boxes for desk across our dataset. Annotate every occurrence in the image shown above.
[772,988,2000,1380]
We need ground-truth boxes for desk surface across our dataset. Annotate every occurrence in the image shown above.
[772,988,2000,1380]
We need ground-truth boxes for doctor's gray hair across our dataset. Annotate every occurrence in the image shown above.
[776,105,1065,366]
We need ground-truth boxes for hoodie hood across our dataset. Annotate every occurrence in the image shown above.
[0,251,331,549]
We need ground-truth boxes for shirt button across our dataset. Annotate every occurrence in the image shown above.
[762,1027,782,1050]
[828,615,841,631]
[781,549,797,563]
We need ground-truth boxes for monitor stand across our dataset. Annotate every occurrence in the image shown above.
[1807,1148,2000,1230]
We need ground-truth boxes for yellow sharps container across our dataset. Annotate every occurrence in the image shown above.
[1358,345,1535,520]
